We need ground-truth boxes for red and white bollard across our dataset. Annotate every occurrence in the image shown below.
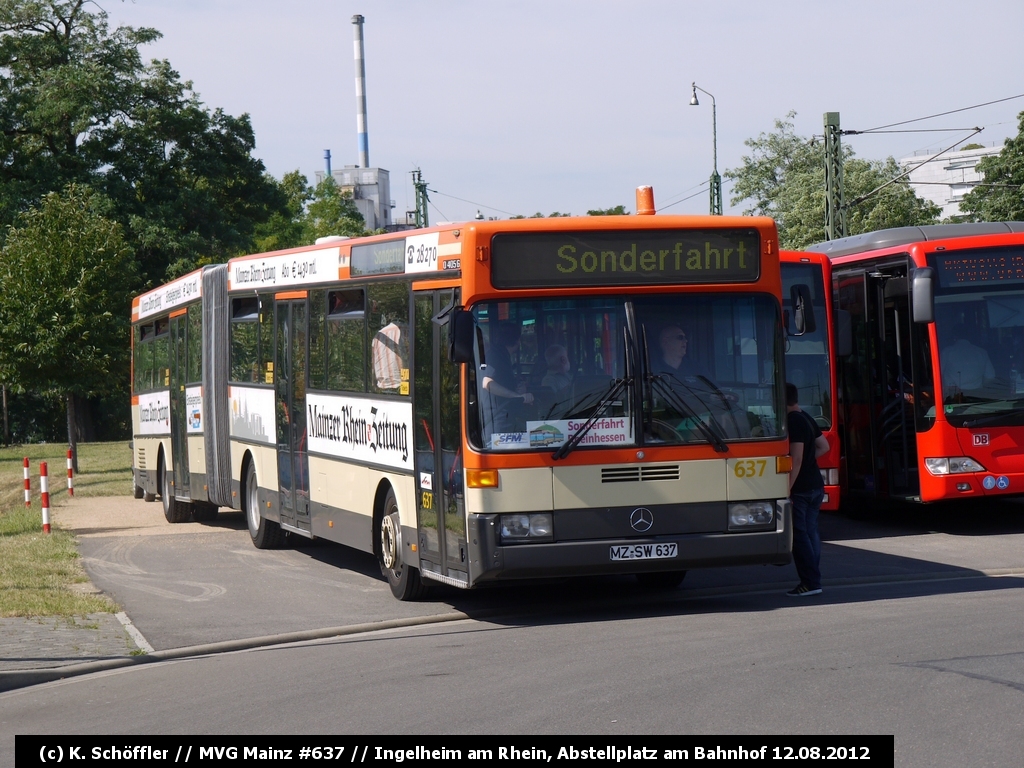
[66,449,74,496]
[23,457,30,507]
[40,462,51,534]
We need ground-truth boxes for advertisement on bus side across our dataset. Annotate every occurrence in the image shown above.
[137,391,171,435]
[135,271,202,322]
[185,386,203,433]
[228,386,275,445]
[306,392,413,471]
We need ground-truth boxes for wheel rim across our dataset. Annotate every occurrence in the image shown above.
[380,513,399,571]
[247,471,260,532]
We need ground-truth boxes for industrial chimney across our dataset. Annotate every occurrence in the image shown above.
[352,15,369,168]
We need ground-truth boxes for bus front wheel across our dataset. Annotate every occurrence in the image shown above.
[245,462,281,549]
[378,488,426,601]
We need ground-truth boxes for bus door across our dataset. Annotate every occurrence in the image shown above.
[878,270,918,497]
[412,289,467,584]
[275,296,311,533]
[169,312,190,499]
[836,271,879,496]
[836,268,918,499]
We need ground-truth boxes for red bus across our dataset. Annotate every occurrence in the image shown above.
[810,222,1024,504]
[780,251,842,510]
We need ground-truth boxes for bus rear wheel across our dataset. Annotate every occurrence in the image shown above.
[245,461,282,549]
[378,488,426,601]
[635,570,687,590]
[160,456,191,524]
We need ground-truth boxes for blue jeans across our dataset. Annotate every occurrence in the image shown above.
[790,487,824,590]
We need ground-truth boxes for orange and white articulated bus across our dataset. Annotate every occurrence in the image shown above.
[810,222,1024,504]
[133,200,796,599]
[780,251,844,510]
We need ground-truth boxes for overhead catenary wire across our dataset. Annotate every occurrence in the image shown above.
[843,92,1024,135]
[656,182,716,213]
[428,188,518,218]
[843,127,985,210]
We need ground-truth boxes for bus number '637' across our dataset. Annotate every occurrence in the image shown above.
[733,459,767,478]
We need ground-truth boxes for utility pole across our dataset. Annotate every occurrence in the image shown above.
[824,112,847,240]
[412,169,429,228]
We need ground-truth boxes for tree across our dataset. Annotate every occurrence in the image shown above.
[253,170,312,253]
[726,112,940,249]
[0,1,288,284]
[302,176,366,242]
[588,205,628,216]
[0,184,138,464]
[957,111,1024,222]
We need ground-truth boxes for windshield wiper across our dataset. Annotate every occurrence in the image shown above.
[552,377,630,460]
[963,408,1024,428]
[650,375,729,453]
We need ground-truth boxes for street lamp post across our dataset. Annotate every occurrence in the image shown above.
[690,82,723,216]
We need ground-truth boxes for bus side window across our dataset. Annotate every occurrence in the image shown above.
[258,294,274,384]
[309,290,326,390]
[231,297,259,383]
[327,288,366,392]
[153,318,170,388]
[187,303,202,384]
[135,324,153,391]
[368,282,410,396]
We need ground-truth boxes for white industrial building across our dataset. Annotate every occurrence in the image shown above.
[899,143,1004,219]
[315,166,394,231]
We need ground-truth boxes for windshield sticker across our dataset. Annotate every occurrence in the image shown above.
[489,418,633,450]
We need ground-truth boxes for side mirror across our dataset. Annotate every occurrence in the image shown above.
[912,267,935,324]
[449,309,476,363]
[790,284,817,335]
[836,309,853,358]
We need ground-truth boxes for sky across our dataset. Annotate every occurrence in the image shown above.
[101,0,1024,223]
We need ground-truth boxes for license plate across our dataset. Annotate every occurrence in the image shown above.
[609,543,678,561]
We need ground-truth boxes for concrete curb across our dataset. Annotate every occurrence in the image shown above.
[0,611,472,694]
[6,565,1024,694]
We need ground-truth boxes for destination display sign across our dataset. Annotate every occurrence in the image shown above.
[490,229,761,289]
[351,240,406,276]
[932,247,1024,288]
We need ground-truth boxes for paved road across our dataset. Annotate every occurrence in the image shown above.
[3,494,1024,675]
[3,574,1024,766]
[97,493,1024,642]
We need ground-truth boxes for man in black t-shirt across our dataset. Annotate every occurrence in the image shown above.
[786,382,829,597]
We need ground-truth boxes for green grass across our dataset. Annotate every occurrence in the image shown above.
[0,441,130,617]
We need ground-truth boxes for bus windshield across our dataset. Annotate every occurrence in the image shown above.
[781,262,832,428]
[930,246,1024,426]
[467,293,783,452]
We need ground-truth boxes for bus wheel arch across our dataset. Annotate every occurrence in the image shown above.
[374,482,426,601]
[244,452,282,549]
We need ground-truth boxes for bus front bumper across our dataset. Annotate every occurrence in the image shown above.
[466,503,792,585]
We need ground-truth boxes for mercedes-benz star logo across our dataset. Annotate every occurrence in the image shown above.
[630,507,653,532]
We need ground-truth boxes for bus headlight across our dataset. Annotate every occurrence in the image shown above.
[924,457,986,476]
[727,501,775,530]
[819,468,839,485]
[499,513,553,543]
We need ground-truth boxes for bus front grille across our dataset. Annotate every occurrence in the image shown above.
[601,465,679,483]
